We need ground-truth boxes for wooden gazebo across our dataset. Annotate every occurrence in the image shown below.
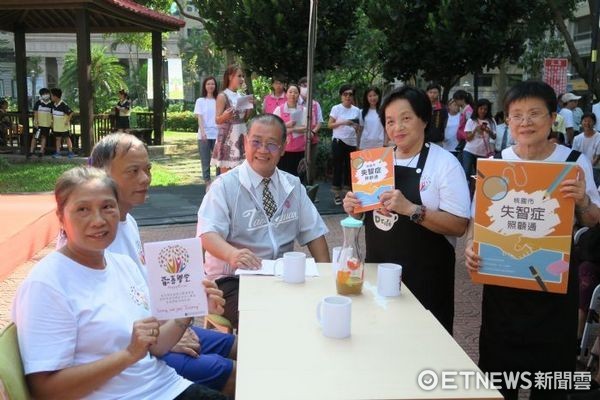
[0,0,185,154]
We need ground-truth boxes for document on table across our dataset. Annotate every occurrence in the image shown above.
[235,95,255,111]
[235,257,319,276]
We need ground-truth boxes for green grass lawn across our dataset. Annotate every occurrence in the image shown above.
[164,130,197,143]
[0,130,195,193]
[0,161,181,193]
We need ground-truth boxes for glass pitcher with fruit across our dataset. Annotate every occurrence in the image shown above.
[336,216,364,295]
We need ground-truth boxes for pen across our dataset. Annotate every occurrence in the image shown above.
[529,265,548,292]
[543,164,574,200]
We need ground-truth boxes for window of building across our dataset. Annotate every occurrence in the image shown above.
[574,15,591,42]
[0,80,4,97]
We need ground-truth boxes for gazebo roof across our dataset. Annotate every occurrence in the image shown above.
[0,0,185,33]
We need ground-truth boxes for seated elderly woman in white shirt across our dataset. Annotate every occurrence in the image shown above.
[13,166,225,400]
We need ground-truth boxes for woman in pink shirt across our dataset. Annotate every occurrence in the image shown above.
[274,83,307,176]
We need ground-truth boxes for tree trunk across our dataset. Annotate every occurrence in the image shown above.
[225,51,236,67]
[547,0,600,98]
[442,77,460,104]
[496,61,508,113]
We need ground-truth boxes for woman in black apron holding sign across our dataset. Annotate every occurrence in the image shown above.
[343,86,471,334]
[465,81,600,399]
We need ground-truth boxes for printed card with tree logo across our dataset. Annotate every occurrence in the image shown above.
[350,147,395,213]
[144,237,208,319]
[471,159,577,293]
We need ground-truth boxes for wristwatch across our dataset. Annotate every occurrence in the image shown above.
[409,205,426,224]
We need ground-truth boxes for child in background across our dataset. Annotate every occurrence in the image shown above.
[28,88,53,158]
[50,88,74,158]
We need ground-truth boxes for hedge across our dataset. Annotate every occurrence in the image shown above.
[166,111,197,132]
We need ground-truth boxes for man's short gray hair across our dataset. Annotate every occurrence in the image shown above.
[247,114,287,144]
[89,133,144,169]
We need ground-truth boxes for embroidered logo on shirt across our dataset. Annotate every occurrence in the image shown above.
[420,175,431,192]
[137,240,146,265]
[129,286,149,310]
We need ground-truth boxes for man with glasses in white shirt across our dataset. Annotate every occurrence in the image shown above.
[197,114,330,329]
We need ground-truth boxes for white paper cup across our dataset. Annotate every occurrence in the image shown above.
[332,246,342,273]
[316,295,352,339]
[275,251,306,283]
[377,263,402,297]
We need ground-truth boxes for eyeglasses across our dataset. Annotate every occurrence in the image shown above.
[342,91,354,97]
[508,113,549,125]
[249,139,281,153]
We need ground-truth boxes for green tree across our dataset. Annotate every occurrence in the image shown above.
[339,8,386,88]
[181,0,360,81]
[178,29,225,97]
[518,30,565,80]
[59,46,127,113]
[312,7,386,113]
[545,0,599,101]
[106,33,153,106]
[363,0,575,101]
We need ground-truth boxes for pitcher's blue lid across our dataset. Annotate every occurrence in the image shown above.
[341,216,363,228]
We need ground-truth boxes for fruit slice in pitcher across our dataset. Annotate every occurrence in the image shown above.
[337,270,350,284]
[347,258,360,271]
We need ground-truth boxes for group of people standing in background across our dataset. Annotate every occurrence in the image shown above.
[194,66,327,187]
[21,87,131,159]
[193,66,390,206]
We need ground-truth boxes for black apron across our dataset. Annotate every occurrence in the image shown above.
[479,150,581,386]
[364,142,456,334]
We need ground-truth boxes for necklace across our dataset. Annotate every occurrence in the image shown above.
[394,147,420,167]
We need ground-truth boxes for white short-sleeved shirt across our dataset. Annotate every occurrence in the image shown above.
[316,102,324,123]
[572,132,600,165]
[592,103,600,131]
[108,213,147,278]
[329,103,361,146]
[194,97,218,140]
[443,113,461,152]
[559,108,574,130]
[464,118,496,156]
[394,143,471,247]
[502,145,600,207]
[12,251,191,400]
[197,161,328,279]
[359,108,385,149]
